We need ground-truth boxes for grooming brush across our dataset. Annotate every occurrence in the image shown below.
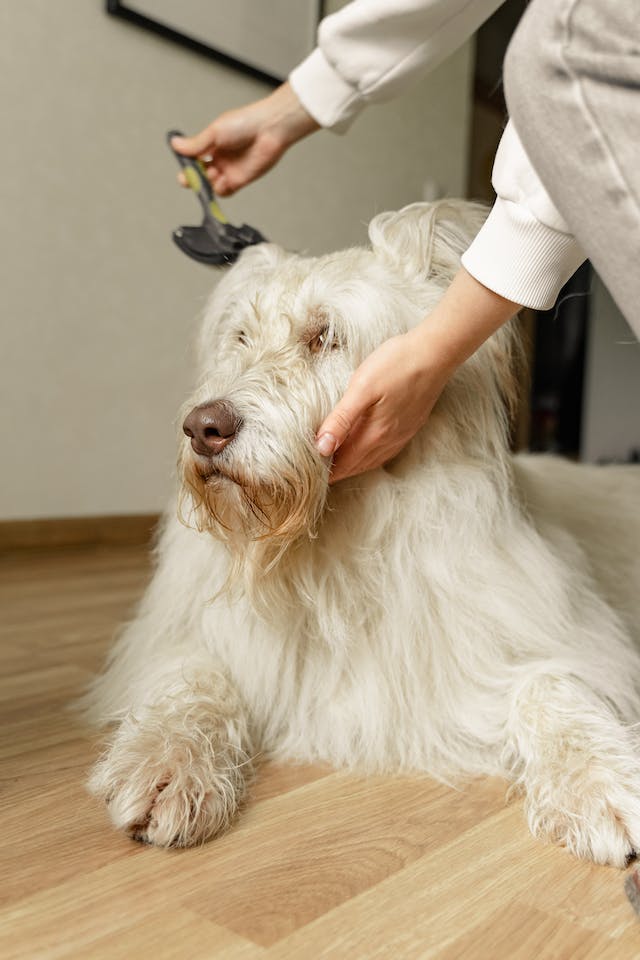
[167,129,266,265]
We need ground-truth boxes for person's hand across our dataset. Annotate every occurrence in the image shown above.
[171,82,319,196]
[315,325,452,483]
[315,268,522,483]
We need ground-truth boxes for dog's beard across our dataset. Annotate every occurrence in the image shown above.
[178,442,328,563]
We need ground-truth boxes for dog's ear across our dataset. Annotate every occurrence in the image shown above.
[368,200,488,283]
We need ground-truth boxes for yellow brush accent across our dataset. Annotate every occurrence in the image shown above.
[208,199,228,223]
[193,159,228,223]
[184,166,201,192]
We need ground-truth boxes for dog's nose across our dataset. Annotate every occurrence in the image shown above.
[182,400,242,456]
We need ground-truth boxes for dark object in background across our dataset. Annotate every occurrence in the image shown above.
[625,869,640,917]
[528,262,590,457]
[167,130,266,266]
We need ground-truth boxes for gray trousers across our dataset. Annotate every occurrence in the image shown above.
[504,0,640,337]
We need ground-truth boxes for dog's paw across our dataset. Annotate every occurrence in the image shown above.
[88,710,252,847]
[526,765,640,867]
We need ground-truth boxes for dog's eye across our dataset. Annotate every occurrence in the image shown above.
[236,330,248,346]
[308,326,338,355]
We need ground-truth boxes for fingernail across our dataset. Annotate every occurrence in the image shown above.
[316,433,337,457]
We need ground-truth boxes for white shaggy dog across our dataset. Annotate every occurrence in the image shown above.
[86,201,640,865]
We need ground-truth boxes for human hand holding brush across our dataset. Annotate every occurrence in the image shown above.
[171,82,319,197]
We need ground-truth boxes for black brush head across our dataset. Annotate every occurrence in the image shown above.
[167,129,266,266]
[172,221,265,266]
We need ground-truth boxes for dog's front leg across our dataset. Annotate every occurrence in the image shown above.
[88,656,254,847]
[505,672,640,866]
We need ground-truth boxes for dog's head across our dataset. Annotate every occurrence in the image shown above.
[179,200,519,555]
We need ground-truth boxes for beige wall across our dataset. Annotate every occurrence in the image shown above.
[0,1,473,520]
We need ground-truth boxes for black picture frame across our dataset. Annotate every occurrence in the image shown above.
[106,0,325,87]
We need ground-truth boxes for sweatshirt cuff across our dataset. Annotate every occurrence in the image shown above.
[461,197,586,310]
[289,48,364,132]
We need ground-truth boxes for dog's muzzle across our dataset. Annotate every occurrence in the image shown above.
[183,400,242,458]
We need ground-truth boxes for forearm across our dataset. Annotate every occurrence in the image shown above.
[263,81,320,146]
[413,266,522,378]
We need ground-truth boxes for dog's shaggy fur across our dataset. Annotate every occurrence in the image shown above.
[85,201,640,863]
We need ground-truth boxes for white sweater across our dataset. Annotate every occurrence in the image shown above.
[289,0,585,310]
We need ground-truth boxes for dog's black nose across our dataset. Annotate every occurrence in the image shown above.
[183,400,242,456]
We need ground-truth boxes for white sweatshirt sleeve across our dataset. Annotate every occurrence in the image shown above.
[289,0,586,310]
[289,0,504,131]
[461,122,586,309]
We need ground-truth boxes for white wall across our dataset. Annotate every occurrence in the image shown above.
[0,1,473,520]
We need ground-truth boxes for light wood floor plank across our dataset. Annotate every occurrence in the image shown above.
[438,902,612,960]
[61,911,263,960]
[188,773,507,946]
[266,806,635,960]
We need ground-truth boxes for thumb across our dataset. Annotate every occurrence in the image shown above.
[171,124,217,158]
[316,380,373,458]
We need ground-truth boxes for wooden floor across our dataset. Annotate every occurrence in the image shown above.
[2,544,640,959]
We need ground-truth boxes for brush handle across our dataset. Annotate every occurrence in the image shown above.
[167,130,228,225]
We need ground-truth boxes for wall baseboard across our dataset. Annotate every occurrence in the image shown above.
[0,513,161,552]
